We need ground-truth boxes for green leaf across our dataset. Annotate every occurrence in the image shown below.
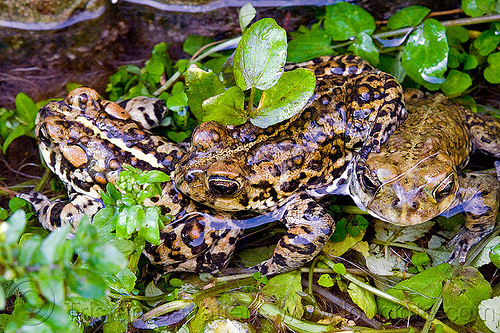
[462,0,498,17]
[332,263,347,275]
[474,30,500,56]
[262,271,303,317]
[478,297,500,332]
[19,234,42,266]
[137,170,170,184]
[3,124,32,154]
[67,268,108,299]
[0,207,8,220]
[348,32,379,65]
[37,267,65,306]
[234,18,287,90]
[324,3,375,41]
[348,281,377,318]
[183,35,213,56]
[138,206,160,245]
[185,65,225,121]
[490,243,500,268]
[463,54,478,70]
[14,92,38,125]
[93,206,118,235]
[287,28,332,63]
[441,70,472,96]
[116,267,137,293]
[411,252,430,266]
[239,2,256,32]
[386,6,431,30]
[167,92,188,113]
[230,305,251,319]
[484,52,500,83]
[446,26,470,46]
[318,274,335,288]
[442,266,492,325]
[202,86,246,125]
[116,206,142,238]
[40,224,71,264]
[330,218,348,242]
[90,243,127,274]
[378,263,452,319]
[69,297,113,317]
[251,68,316,128]
[448,48,461,68]
[402,19,449,89]
[3,209,26,245]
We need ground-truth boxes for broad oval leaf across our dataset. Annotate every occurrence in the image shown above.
[251,68,316,128]
[287,28,332,63]
[202,86,246,125]
[348,282,377,319]
[185,65,225,121]
[440,70,472,96]
[239,2,256,32]
[402,19,449,90]
[15,92,38,125]
[324,3,375,41]
[348,32,379,65]
[4,209,26,245]
[443,266,492,325]
[446,25,470,46]
[387,6,431,30]
[474,30,500,56]
[462,0,498,17]
[234,18,287,91]
[485,52,500,84]
[377,263,452,319]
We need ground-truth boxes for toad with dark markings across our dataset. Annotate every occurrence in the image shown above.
[349,91,500,263]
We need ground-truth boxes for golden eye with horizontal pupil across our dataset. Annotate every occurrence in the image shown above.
[208,176,241,197]
[360,168,380,195]
[433,174,456,202]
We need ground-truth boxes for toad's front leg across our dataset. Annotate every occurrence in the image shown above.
[446,172,500,263]
[144,211,243,273]
[255,193,335,275]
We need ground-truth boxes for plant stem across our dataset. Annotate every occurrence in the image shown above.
[247,86,256,116]
[34,168,52,192]
[153,37,241,96]
[422,294,443,333]
[139,299,194,321]
[320,256,457,333]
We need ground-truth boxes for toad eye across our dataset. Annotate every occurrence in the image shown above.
[433,174,456,202]
[360,168,381,195]
[208,176,241,198]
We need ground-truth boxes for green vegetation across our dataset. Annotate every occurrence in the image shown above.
[1,1,500,332]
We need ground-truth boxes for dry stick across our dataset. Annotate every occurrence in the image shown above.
[301,279,384,329]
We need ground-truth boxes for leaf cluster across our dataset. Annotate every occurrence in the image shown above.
[186,17,316,128]
[0,210,128,332]
[288,0,500,100]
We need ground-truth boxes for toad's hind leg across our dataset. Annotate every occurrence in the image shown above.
[255,194,335,275]
[446,173,500,263]
[17,191,104,231]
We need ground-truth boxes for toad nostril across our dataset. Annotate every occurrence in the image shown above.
[392,198,400,207]
[411,202,419,210]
